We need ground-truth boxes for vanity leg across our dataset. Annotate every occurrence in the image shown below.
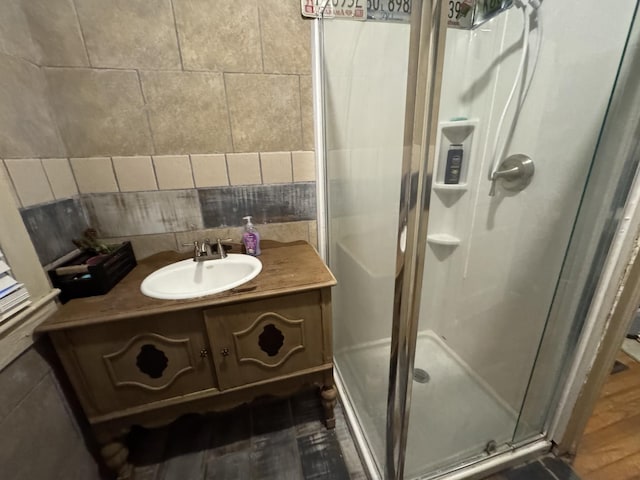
[100,439,134,479]
[321,385,337,429]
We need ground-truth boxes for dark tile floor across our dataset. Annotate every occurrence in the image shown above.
[127,389,582,480]
[127,389,366,480]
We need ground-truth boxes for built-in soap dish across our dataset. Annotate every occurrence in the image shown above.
[426,234,460,247]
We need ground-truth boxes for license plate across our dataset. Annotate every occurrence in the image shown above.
[301,0,367,20]
[367,0,411,22]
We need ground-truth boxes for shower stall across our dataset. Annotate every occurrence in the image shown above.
[317,0,640,478]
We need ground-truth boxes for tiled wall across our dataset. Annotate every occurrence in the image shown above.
[0,0,318,265]
[4,152,317,265]
[0,340,101,479]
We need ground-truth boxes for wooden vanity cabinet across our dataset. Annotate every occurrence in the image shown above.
[205,290,329,389]
[54,310,217,415]
[37,242,337,480]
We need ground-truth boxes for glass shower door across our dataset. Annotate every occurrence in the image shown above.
[321,0,640,478]
[402,0,639,476]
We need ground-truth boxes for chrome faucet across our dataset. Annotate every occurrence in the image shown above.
[182,238,231,261]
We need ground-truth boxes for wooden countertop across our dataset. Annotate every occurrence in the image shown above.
[36,241,336,332]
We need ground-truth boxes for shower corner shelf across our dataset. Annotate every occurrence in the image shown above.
[433,183,468,192]
[426,234,461,247]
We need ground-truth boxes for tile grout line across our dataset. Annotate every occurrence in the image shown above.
[222,73,236,153]
[169,0,185,71]
[257,2,266,73]
[135,70,158,156]
[39,158,57,200]
[70,0,93,67]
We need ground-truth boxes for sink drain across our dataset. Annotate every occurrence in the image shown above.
[413,368,430,384]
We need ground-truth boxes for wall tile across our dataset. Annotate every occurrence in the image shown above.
[198,183,316,227]
[258,221,310,243]
[259,0,311,74]
[42,158,79,199]
[0,0,39,62]
[140,71,232,155]
[113,156,158,192]
[175,227,243,252]
[0,373,94,480]
[70,157,118,193]
[226,74,302,152]
[173,0,262,72]
[0,54,65,158]
[227,153,261,185]
[74,0,180,69]
[260,152,292,184]
[191,154,228,187]
[98,233,178,260]
[292,151,316,182]
[308,220,318,250]
[22,0,89,66]
[81,190,203,236]
[153,155,194,190]
[4,159,54,207]
[0,347,50,423]
[300,75,315,151]
[0,160,20,207]
[20,198,88,265]
[45,68,153,157]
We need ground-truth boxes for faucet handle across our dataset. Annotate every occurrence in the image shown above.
[181,240,200,249]
[216,238,233,258]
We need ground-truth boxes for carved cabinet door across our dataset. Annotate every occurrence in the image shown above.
[64,309,217,414]
[204,291,327,390]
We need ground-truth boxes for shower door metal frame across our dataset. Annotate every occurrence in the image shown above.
[385,1,448,479]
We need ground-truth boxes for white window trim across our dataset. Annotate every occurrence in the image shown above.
[0,165,59,371]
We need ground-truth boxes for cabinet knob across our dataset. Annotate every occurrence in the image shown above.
[221,348,230,357]
[199,348,208,358]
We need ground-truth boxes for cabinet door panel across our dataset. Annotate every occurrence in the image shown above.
[66,310,217,414]
[205,291,326,389]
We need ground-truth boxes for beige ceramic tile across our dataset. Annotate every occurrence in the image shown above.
[259,0,311,74]
[70,157,119,193]
[292,151,316,182]
[0,55,65,158]
[227,153,261,185]
[260,152,292,184]
[112,156,158,192]
[226,74,302,153]
[0,1,39,62]
[300,75,315,151]
[45,68,153,157]
[308,220,318,250]
[190,154,228,187]
[42,158,79,199]
[153,155,194,190]
[175,227,243,253]
[140,71,232,155]
[4,159,54,207]
[100,233,178,260]
[173,0,262,72]
[74,0,180,69]
[258,221,310,244]
[0,161,21,207]
[22,0,89,66]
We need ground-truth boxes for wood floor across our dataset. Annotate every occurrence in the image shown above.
[573,351,640,480]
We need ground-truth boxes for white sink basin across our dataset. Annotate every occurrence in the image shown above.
[140,254,262,300]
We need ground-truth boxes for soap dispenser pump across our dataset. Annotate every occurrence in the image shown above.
[242,216,261,256]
